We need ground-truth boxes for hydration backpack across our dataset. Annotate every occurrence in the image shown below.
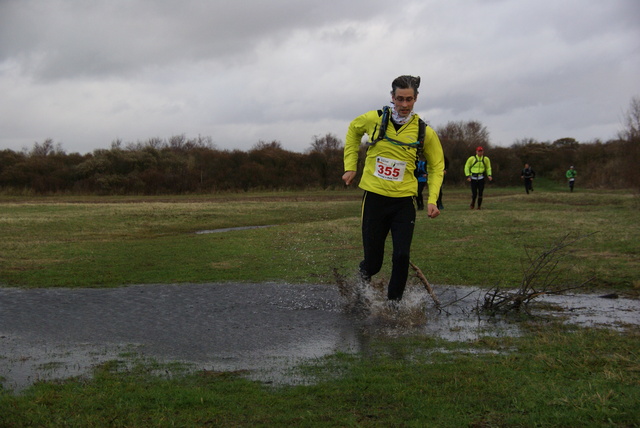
[366,106,427,177]
[368,106,426,149]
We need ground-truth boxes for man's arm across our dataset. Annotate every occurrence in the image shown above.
[423,128,444,218]
[464,156,472,177]
[342,112,373,184]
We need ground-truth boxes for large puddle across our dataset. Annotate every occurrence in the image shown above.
[1,281,638,393]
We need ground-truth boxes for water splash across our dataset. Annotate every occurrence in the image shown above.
[333,269,526,341]
[335,271,433,331]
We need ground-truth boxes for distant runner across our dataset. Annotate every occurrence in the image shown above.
[521,163,536,194]
[566,166,577,192]
[464,146,492,210]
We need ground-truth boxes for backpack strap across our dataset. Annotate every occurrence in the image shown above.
[417,118,425,149]
[366,106,424,149]
[414,119,426,168]
[470,155,488,175]
[369,106,391,145]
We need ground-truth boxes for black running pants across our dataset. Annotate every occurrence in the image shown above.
[359,191,416,300]
[470,178,485,206]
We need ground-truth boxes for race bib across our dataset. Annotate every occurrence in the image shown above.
[374,156,406,182]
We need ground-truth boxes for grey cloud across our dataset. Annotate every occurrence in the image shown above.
[0,0,638,154]
[0,0,389,81]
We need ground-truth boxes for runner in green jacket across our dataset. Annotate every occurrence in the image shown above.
[566,166,577,192]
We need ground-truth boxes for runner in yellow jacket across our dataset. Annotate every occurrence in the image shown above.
[342,75,444,301]
[464,146,492,209]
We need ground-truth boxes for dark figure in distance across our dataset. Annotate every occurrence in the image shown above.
[566,166,577,192]
[521,163,535,194]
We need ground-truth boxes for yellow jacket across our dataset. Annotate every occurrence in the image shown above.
[464,155,492,177]
[344,109,444,204]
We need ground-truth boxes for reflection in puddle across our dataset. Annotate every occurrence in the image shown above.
[0,340,142,393]
[0,281,637,392]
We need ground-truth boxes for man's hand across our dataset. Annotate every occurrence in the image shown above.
[342,171,357,186]
[426,203,440,218]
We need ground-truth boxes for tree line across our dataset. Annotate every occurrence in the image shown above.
[0,135,346,194]
[2,98,638,195]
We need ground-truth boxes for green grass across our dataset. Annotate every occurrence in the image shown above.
[411,187,640,290]
[1,188,639,426]
[1,326,638,426]
[0,191,360,287]
[3,187,636,291]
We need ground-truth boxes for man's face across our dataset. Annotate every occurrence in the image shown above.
[392,88,417,117]
[476,149,484,156]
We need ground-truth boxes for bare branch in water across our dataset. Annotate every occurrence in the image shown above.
[480,233,597,315]
[409,261,442,311]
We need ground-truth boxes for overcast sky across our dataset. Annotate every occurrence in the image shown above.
[1,0,638,155]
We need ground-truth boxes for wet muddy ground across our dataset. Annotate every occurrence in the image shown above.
[1,282,638,393]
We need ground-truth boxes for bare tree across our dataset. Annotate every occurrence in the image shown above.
[437,120,490,150]
[619,96,640,142]
[436,120,491,185]
[251,140,283,151]
[30,138,64,157]
[308,133,343,153]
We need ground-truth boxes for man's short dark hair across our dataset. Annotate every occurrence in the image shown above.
[392,75,421,97]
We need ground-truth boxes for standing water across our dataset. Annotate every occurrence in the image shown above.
[1,278,638,392]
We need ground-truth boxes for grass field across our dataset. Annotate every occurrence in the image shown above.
[0,186,638,292]
[1,186,639,426]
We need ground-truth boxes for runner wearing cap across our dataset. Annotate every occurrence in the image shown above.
[464,146,493,210]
